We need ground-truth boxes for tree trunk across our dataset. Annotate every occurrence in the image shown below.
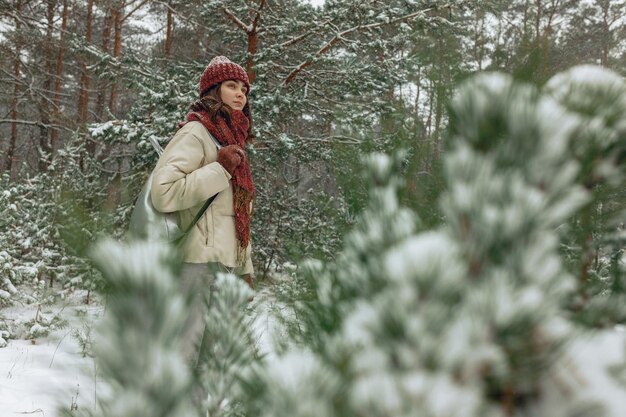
[222,0,266,83]
[39,0,56,172]
[246,30,258,83]
[600,2,610,66]
[78,0,95,171]
[414,66,421,127]
[477,11,485,71]
[105,171,122,211]
[523,0,529,35]
[164,1,174,56]
[432,31,445,161]
[535,0,542,40]
[78,0,96,172]
[493,12,503,67]
[433,82,444,161]
[108,1,125,116]
[193,22,204,59]
[96,7,114,121]
[473,12,479,70]
[426,85,434,138]
[6,0,23,180]
[50,0,68,153]
[77,0,94,127]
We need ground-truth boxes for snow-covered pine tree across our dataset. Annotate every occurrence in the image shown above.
[196,272,259,417]
[60,236,260,417]
[242,66,625,417]
[60,239,197,417]
[544,66,626,327]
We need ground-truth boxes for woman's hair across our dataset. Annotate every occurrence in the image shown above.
[189,83,255,144]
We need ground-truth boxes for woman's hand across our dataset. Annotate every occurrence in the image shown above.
[217,145,245,176]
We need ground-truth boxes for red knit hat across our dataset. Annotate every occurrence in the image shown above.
[199,56,250,98]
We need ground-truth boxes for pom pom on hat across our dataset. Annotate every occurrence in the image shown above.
[199,56,250,98]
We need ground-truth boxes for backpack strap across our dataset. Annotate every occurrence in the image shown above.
[206,131,223,150]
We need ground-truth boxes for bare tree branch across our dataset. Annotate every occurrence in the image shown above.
[223,7,249,32]
[250,0,268,33]
[0,119,71,131]
[121,0,151,23]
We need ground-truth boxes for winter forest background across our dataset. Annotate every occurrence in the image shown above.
[0,0,625,416]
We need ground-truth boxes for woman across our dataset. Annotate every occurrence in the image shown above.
[150,56,255,363]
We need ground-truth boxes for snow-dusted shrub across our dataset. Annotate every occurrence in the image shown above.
[0,137,111,304]
[71,323,94,358]
[0,320,11,348]
[28,323,49,339]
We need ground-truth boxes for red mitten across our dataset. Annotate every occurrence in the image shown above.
[217,145,244,176]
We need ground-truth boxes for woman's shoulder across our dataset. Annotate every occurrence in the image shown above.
[169,121,210,145]
[176,120,208,137]
[168,121,220,158]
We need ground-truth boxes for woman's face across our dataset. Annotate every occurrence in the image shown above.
[220,80,247,111]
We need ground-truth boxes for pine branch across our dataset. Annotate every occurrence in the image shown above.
[279,19,333,48]
[282,3,454,86]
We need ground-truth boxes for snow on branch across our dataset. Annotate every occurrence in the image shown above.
[222,7,250,32]
[282,3,456,86]
[279,19,333,48]
[223,1,268,34]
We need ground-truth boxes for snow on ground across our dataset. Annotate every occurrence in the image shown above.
[0,284,280,417]
[251,284,286,361]
[0,291,104,417]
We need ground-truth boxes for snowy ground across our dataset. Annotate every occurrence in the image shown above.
[0,291,104,416]
[0,286,280,417]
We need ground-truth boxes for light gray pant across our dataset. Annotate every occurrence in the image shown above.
[179,262,215,413]
[179,262,216,365]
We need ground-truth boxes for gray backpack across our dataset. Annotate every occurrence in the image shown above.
[128,133,223,246]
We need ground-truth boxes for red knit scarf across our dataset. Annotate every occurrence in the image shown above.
[181,110,255,259]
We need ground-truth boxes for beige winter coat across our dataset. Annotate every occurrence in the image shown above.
[150,121,253,275]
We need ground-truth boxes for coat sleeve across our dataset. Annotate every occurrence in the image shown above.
[151,126,231,213]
